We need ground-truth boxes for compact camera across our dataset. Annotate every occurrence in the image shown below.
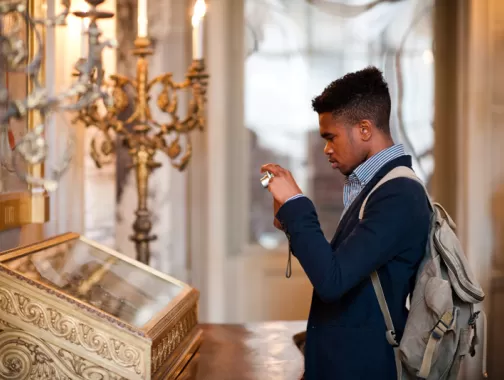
[260,171,274,188]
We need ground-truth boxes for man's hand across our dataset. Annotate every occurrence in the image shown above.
[261,163,303,205]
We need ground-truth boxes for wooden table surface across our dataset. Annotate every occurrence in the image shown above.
[178,321,306,380]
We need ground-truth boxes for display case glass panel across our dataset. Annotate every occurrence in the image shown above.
[3,238,184,327]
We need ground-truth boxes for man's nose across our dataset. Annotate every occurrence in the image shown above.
[324,142,333,155]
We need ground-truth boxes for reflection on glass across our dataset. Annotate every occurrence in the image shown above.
[3,239,183,327]
[245,0,434,247]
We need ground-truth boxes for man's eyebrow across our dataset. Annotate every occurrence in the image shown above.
[320,132,334,139]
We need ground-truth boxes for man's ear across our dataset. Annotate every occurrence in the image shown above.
[359,120,372,142]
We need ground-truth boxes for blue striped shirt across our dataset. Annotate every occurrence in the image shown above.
[285,144,405,213]
[342,144,405,212]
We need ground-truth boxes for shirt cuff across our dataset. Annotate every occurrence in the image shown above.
[285,194,305,204]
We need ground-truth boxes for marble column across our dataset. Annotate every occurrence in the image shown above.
[487,0,504,378]
[188,0,246,322]
[115,0,191,280]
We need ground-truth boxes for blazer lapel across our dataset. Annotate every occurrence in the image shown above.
[330,186,369,246]
[330,155,413,247]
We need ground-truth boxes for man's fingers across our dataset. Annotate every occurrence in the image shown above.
[260,163,278,174]
[261,163,285,176]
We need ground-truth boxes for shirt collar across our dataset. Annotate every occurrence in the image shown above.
[347,144,406,186]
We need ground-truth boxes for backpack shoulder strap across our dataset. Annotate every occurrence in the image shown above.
[359,166,428,219]
[359,166,427,380]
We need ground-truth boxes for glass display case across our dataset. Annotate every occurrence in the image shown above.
[0,232,201,380]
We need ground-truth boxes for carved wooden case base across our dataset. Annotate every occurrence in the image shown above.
[0,233,202,379]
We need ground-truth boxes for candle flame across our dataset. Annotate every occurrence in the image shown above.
[191,0,206,27]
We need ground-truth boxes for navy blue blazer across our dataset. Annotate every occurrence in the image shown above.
[276,156,431,380]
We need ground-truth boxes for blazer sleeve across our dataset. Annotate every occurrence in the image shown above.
[275,177,431,303]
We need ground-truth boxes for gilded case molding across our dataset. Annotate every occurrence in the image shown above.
[151,299,198,373]
[0,277,150,379]
[0,319,128,380]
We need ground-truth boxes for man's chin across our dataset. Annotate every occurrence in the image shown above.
[338,167,351,176]
[330,162,350,176]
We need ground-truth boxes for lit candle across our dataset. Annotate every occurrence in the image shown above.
[191,0,206,60]
[137,0,148,37]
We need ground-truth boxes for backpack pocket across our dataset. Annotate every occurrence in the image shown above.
[400,273,455,379]
[424,277,453,318]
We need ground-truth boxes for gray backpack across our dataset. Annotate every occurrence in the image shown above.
[359,166,487,380]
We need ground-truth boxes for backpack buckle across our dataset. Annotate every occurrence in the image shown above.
[468,311,480,327]
[431,311,454,340]
[469,311,481,357]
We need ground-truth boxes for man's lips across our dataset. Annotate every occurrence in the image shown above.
[328,159,338,169]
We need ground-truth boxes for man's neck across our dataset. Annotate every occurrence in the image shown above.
[366,139,395,161]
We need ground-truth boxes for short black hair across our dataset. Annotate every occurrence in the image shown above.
[311,66,391,133]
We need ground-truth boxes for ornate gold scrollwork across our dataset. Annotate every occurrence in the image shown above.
[0,322,128,380]
[0,285,146,378]
[151,305,198,373]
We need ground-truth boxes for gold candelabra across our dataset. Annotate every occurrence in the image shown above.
[74,5,208,265]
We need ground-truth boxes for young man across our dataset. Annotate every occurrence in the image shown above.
[261,66,431,380]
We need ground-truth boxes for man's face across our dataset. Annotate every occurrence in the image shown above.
[318,112,367,176]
